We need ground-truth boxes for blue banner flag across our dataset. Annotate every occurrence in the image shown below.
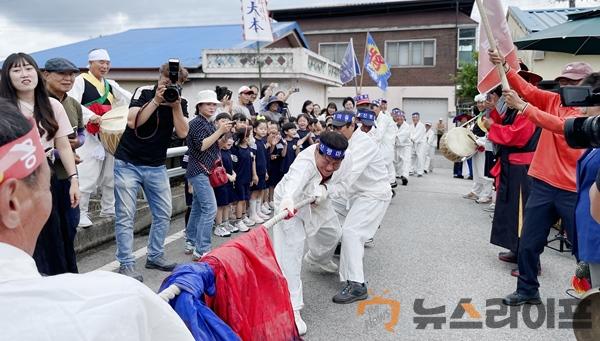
[340,38,361,84]
[364,33,391,91]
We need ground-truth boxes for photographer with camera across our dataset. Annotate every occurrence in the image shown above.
[112,60,189,281]
[488,50,596,306]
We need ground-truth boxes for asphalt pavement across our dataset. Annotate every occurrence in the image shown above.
[77,155,579,341]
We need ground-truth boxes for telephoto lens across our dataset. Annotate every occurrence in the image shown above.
[564,116,600,149]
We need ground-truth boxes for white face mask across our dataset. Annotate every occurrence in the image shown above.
[496,96,508,116]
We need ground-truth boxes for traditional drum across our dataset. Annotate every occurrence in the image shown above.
[439,127,478,162]
[99,106,128,155]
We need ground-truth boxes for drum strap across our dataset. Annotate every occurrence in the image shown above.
[82,72,114,107]
[133,101,160,140]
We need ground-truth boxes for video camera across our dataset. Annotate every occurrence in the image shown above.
[215,86,232,101]
[163,59,182,103]
[562,86,600,148]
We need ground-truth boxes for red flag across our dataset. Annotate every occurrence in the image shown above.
[477,0,519,93]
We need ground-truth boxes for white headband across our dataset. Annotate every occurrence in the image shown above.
[88,49,110,62]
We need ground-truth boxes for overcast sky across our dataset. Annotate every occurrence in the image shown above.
[1,0,598,59]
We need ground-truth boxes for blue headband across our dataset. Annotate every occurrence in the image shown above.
[356,110,375,122]
[319,141,345,160]
[332,111,354,124]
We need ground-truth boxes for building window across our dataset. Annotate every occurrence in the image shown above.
[386,40,435,67]
[319,43,349,64]
[458,27,476,66]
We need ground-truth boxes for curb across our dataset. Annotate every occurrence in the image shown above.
[74,185,187,254]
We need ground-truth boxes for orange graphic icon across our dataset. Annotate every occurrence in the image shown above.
[356,290,400,332]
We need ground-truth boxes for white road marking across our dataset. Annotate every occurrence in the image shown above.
[95,230,186,272]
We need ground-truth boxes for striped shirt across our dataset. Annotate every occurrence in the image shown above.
[186,115,220,178]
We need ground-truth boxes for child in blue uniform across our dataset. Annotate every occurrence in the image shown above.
[281,122,299,175]
[213,133,237,237]
[296,114,314,151]
[249,118,270,224]
[267,121,284,207]
[231,127,254,232]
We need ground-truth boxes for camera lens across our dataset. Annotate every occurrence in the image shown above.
[163,86,179,103]
[564,116,600,149]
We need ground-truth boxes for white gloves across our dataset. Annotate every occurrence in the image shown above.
[313,185,328,206]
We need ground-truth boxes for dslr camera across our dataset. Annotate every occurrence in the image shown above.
[163,58,182,103]
[563,86,600,148]
[215,86,232,101]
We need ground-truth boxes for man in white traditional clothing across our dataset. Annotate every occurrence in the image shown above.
[0,102,193,341]
[424,122,437,173]
[328,110,392,304]
[410,112,427,177]
[392,108,412,186]
[370,99,398,187]
[68,48,132,228]
[273,130,350,336]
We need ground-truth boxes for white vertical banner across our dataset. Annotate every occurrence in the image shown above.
[241,0,274,42]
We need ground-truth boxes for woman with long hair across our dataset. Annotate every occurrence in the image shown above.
[301,100,316,120]
[0,52,80,275]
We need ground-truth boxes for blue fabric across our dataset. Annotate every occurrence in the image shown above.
[297,129,311,150]
[159,263,240,341]
[576,149,600,262]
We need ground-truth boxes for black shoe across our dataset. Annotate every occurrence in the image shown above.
[454,175,464,179]
[401,176,408,186]
[391,189,396,198]
[391,181,398,188]
[502,291,541,306]
[332,281,368,304]
[424,170,428,174]
[145,257,177,272]
[467,176,473,180]
[498,251,517,264]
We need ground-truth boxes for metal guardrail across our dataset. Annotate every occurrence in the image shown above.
[166,146,188,178]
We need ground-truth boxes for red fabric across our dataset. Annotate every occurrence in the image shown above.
[487,110,536,150]
[202,226,300,341]
[85,103,112,134]
[506,69,584,192]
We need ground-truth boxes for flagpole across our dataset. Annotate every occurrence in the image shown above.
[257,42,263,90]
[350,38,359,96]
[359,32,369,94]
[475,0,510,90]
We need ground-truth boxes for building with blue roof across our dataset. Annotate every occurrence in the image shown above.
[507,6,600,80]
[21,20,340,115]
[27,22,308,69]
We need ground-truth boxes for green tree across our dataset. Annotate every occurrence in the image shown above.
[454,51,479,104]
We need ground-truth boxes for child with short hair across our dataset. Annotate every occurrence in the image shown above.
[266,121,284,208]
[281,122,300,175]
[231,127,254,232]
[213,133,237,236]
[249,118,271,223]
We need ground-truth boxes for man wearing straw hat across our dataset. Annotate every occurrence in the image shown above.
[273,130,350,335]
[68,48,132,228]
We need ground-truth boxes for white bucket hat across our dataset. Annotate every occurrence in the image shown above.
[196,90,220,105]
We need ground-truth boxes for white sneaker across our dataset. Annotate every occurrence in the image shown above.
[303,253,338,273]
[242,216,255,226]
[236,220,250,232]
[226,221,239,233]
[257,210,270,220]
[294,310,307,336]
[192,250,208,262]
[184,241,194,255]
[268,201,275,209]
[364,238,375,248]
[213,224,231,237]
[78,214,93,228]
[262,203,272,213]
[250,214,264,224]
[260,206,272,216]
